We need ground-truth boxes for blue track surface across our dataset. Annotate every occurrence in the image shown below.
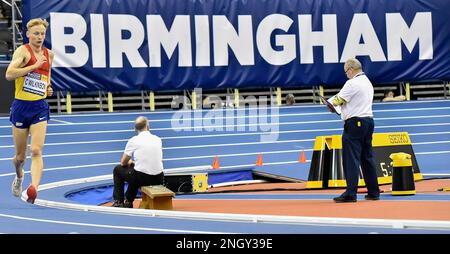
[0,100,449,234]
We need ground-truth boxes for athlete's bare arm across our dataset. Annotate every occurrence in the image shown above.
[5,46,45,81]
[47,50,54,96]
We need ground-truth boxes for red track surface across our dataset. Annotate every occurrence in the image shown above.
[106,179,450,221]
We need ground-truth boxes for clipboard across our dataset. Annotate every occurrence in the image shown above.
[319,95,341,115]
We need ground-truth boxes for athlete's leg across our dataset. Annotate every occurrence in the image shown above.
[12,126,29,176]
[29,121,47,188]
[11,126,29,196]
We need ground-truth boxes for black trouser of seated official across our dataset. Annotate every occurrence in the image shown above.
[113,164,164,203]
[342,117,380,198]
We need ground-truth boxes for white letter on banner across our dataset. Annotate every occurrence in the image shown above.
[90,14,106,68]
[298,14,338,64]
[213,15,255,66]
[256,14,295,65]
[50,12,88,67]
[195,15,211,67]
[147,15,192,67]
[386,12,433,61]
[109,14,147,68]
[341,14,386,62]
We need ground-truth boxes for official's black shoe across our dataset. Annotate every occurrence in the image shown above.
[112,200,124,207]
[123,200,133,208]
[364,194,380,201]
[333,195,357,203]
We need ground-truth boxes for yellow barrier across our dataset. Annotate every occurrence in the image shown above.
[107,92,113,112]
[406,82,410,101]
[66,92,72,114]
[277,87,282,106]
[149,91,155,111]
[192,90,197,109]
[306,132,422,189]
[390,152,416,195]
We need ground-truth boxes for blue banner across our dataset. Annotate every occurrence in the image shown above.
[22,0,450,92]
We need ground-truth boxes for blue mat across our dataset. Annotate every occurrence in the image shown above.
[66,168,255,205]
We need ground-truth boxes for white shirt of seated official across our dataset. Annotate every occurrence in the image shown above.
[337,72,374,121]
[124,131,164,175]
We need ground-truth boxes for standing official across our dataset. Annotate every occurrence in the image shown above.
[331,58,380,202]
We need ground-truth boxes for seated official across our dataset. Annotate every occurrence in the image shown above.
[382,89,406,102]
[285,94,295,105]
[112,116,164,208]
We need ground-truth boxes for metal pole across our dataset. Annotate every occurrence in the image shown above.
[11,0,23,50]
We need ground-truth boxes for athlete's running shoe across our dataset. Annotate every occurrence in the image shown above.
[26,185,37,204]
[11,175,23,197]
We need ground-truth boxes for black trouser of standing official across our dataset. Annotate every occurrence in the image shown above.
[113,164,164,202]
[342,117,380,198]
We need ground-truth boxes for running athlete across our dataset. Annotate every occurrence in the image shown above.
[5,18,54,204]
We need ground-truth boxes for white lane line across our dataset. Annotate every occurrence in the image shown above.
[0,107,450,129]
[0,158,446,179]
[2,111,450,128]
[374,106,450,112]
[144,114,450,133]
[0,99,446,120]
[156,148,450,162]
[0,130,449,156]
[413,140,450,145]
[0,213,231,234]
[409,131,450,136]
[0,129,132,138]
[0,139,128,148]
[3,135,447,150]
[218,160,302,169]
[0,149,306,161]
[0,150,123,161]
[50,119,73,124]
[2,120,450,139]
[28,175,450,231]
[151,128,450,141]
[163,139,314,150]
[0,162,117,177]
[0,164,211,177]
[0,128,445,148]
[0,104,309,120]
[0,138,314,149]
[415,151,450,155]
[2,143,450,162]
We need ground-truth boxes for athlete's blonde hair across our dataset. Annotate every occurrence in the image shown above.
[26,18,49,30]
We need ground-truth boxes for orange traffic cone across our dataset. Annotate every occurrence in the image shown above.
[256,153,263,166]
[212,155,220,169]
[299,150,306,163]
